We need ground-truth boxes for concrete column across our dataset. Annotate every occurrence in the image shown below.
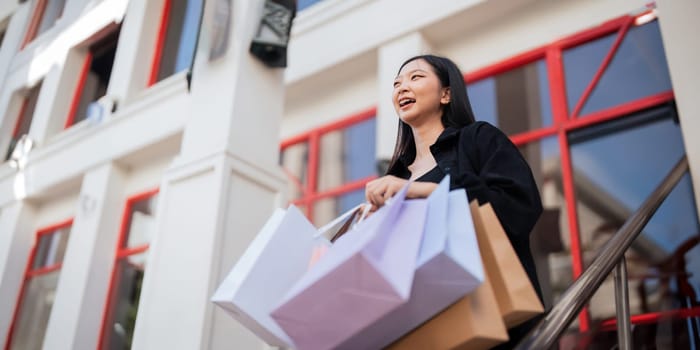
[655,0,700,218]
[41,163,126,350]
[376,32,433,163]
[131,0,287,349]
[0,200,36,347]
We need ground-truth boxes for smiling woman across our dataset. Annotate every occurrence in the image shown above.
[366,54,545,348]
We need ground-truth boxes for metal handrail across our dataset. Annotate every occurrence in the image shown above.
[516,155,689,349]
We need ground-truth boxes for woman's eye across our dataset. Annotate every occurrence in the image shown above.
[393,82,400,88]
[411,75,421,80]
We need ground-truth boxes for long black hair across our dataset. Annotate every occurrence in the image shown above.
[386,55,476,174]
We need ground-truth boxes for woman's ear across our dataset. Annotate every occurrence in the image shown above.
[441,87,451,105]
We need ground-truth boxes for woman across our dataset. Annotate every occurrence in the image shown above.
[365,54,543,348]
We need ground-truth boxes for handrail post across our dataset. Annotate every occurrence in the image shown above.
[613,256,632,350]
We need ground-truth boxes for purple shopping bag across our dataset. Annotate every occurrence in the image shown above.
[270,184,428,350]
[336,176,485,349]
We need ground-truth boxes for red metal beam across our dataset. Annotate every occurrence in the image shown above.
[571,17,634,118]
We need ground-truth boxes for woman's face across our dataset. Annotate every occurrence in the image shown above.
[393,59,450,125]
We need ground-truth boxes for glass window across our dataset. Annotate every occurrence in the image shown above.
[8,223,72,350]
[24,0,67,45]
[563,20,672,117]
[67,29,120,127]
[152,0,203,84]
[517,137,570,312]
[6,83,42,161]
[569,108,699,331]
[280,142,309,201]
[298,0,323,11]
[312,189,365,227]
[467,60,552,135]
[101,192,159,350]
[317,118,377,191]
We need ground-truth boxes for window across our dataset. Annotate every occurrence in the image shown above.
[298,0,324,11]
[22,0,67,48]
[463,10,695,347]
[65,29,120,128]
[99,190,159,350]
[280,109,377,225]
[6,219,72,350]
[6,82,42,161]
[149,0,203,85]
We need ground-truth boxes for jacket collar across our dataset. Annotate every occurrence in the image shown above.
[396,126,460,168]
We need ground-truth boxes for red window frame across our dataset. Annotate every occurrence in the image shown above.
[64,52,93,129]
[280,9,679,334]
[148,0,173,86]
[280,107,377,224]
[21,0,64,49]
[4,218,74,350]
[98,188,159,350]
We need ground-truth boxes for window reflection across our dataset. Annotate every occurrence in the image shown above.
[563,20,672,117]
[124,195,159,249]
[318,118,376,191]
[102,252,147,350]
[468,60,552,135]
[568,107,699,345]
[518,137,570,312]
[10,272,60,350]
[280,142,309,201]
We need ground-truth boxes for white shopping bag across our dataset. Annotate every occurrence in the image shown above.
[336,176,485,350]
[210,205,321,348]
[270,184,429,350]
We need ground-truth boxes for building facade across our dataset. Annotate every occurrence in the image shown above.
[0,0,699,349]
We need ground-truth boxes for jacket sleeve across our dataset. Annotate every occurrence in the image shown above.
[454,122,543,242]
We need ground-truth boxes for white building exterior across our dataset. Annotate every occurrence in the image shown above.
[0,0,698,349]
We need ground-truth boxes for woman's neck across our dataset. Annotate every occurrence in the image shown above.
[411,118,444,160]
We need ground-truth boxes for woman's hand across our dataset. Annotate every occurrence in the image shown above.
[365,175,408,211]
[364,176,439,211]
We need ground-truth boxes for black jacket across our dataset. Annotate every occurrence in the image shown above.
[387,121,544,348]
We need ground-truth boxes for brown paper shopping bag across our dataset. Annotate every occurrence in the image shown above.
[470,202,544,328]
[386,274,509,350]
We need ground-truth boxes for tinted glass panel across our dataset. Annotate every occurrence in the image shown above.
[123,195,159,248]
[518,137,571,312]
[467,60,552,135]
[156,0,203,82]
[569,108,699,323]
[312,189,365,227]
[563,21,672,116]
[32,227,70,269]
[281,142,309,200]
[318,118,376,191]
[9,271,60,350]
[101,252,147,350]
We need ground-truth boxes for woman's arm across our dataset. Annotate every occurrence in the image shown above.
[455,122,543,241]
[364,176,438,210]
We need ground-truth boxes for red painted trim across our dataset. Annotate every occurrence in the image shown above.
[305,175,376,203]
[11,99,30,138]
[546,48,570,123]
[554,16,632,50]
[465,48,546,83]
[116,244,150,259]
[64,52,93,129]
[26,263,62,278]
[557,129,590,331]
[5,218,73,350]
[510,126,558,146]
[280,107,377,149]
[20,0,48,49]
[599,306,700,331]
[306,132,320,223]
[148,0,172,86]
[565,91,674,131]
[98,188,159,350]
[571,17,634,118]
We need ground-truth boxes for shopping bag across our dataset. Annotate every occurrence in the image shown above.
[386,271,509,350]
[335,176,485,350]
[210,205,320,348]
[471,202,544,327]
[270,184,428,350]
